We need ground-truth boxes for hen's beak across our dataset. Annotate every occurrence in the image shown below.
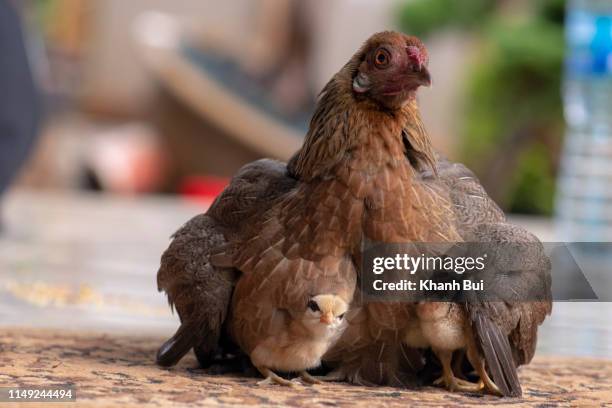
[320,312,334,325]
[418,66,431,87]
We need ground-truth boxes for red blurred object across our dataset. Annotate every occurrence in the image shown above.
[179,176,229,204]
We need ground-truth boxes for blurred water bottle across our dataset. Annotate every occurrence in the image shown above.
[557,0,612,242]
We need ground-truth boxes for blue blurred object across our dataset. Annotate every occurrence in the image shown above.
[0,0,41,196]
[557,0,612,242]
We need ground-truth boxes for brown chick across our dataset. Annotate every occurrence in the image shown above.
[404,302,481,392]
[405,301,512,395]
[229,256,355,386]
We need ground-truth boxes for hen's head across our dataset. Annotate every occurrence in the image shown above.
[351,32,430,110]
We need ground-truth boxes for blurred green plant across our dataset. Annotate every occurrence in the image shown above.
[399,0,566,215]
[398,0,497,36]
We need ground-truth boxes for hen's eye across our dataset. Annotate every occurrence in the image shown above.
[338,313,345,319]
[374,49,390,68]
[307,300,320,312]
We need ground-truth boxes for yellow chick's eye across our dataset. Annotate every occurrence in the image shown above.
[307,300,320,312]
[374,48,390,68]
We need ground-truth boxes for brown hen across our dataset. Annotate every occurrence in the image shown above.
[156,31,551,397]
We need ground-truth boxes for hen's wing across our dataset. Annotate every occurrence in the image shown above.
[156,159,296,367]
[156,214,234,367]
[467,223,552,366]
[422,155,505,231]
[425,156,551,397]
[445,168,550,395]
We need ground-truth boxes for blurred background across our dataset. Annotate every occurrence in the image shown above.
[3,0,567,209]
[1,0,611,359]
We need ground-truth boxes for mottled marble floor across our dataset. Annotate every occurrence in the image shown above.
[2,328,611,407]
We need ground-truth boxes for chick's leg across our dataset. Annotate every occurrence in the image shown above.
[433,349,482,393]
[255,366,297,387]
[466,345,502,396]
[452,349,469,380]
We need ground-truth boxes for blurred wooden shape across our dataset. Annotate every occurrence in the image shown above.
[136,13,302,162]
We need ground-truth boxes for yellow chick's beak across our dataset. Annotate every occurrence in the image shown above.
[320,312,334,325]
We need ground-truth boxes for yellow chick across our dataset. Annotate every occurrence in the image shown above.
[229,256,355,387]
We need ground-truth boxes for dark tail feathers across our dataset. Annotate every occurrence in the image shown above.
[156,322,199,367]
[473,313,522,397]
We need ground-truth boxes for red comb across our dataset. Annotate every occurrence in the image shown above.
[406,46,425,67]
